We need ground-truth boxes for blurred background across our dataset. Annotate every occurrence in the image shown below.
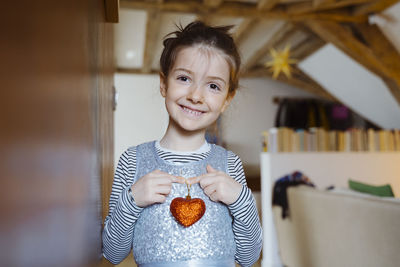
[1,0,399,267]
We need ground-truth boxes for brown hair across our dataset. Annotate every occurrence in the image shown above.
[160,21,241,96]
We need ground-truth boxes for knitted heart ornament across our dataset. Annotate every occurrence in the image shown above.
[170,181,205,227]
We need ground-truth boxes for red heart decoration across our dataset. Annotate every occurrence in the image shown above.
[170,196,206,227]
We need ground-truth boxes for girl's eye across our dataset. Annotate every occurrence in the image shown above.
[209,83,220,91]
[177,76,189,82]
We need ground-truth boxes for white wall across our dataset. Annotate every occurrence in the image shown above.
[221,78,314,175]
[114,73,169,166]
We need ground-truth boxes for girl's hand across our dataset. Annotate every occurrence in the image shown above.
[187,165,242,205]
[131,170,185,208]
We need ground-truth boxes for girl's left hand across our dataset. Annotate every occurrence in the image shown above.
[187,165,242,205]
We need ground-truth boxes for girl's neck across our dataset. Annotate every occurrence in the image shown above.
[160,122,206,152]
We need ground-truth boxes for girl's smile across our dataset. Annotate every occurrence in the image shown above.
[179,104,205,117]
[160,45,232,135]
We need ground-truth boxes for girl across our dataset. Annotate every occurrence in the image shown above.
[103,21,262,267]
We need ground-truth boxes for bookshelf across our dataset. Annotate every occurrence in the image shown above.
[260,152,400,267]
[263,127,400,153]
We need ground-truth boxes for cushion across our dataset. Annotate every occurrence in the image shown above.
[348,179,394,197]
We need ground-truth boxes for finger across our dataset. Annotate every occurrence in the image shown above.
[187,176,202,185]
[151,169,163,175]
[153,194,166,204]
[153,171,185,184]
[172,176,186,184]
[207,165,218,173]
[156,185,172,195]
[203,183,217,197]
[198,175,217,189]
[187,173,213,186]
[152,175,179,186]
[209,191,219,202]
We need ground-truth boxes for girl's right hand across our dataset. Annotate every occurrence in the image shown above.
[130,170,185,208]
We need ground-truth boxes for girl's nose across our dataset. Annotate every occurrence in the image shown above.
[187,85,204,103]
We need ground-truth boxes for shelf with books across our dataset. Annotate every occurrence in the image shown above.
[262,127,400,153]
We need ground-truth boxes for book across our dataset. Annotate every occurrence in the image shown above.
[367,128,375,152]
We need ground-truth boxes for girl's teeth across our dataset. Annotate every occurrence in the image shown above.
[183,106,202,116]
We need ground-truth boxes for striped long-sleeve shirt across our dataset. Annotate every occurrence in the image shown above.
[102,142,262,267]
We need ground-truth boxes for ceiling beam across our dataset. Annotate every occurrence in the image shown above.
[287,0,374,14]
[120,0,368,23]
[353,0,400,15]
[290,34,326,61]
[197,0,224,24]
[118,67,159,75]
[203,0,224,9]
[233,19,257,45]
[243,22,295,71]
[313,0,336,8]
[142,9,162,73]
[305,20,400,106]
[258,0,281,10]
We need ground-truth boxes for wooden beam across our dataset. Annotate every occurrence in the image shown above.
[290,35,326,60]
[120,0,368,23]
[305,20,382,76]
[104,0,119,23]
[142,9,162,73]
[313,0,336,8]
[199,0,224,24]
[271,27,309,54]
[118,67,159,75]
[305,20,400,106]
[353,0,400,15]
[203,0,224,9]
[233,19,257,45]
[243,66,338,101]
[243,22,295,71]
[196,13,209,24]
[355,23,400,76]
[258,0,281,10]
[287,0,374,14]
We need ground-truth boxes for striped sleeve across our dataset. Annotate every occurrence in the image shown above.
[227,151,263,267]
[102,147,144,265]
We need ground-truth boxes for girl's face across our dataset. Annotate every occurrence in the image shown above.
[160,45,233,135]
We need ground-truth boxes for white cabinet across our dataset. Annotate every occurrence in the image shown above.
[260,152,400,267]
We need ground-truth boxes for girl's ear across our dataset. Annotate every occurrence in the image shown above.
[221,91,235,113]
[160,73,167,97]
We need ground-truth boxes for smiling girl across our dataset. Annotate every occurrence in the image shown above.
[102,21,262,267]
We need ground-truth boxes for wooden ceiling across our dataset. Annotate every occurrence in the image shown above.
[117,0,400,105]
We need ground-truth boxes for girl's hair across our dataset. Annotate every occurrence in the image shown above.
[160,21,241,96]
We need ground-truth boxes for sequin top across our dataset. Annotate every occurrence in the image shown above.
[133,141,236,265]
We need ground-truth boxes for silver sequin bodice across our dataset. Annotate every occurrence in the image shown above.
[132,141,236,265]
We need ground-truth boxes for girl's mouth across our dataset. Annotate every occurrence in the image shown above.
[180,105,205,116]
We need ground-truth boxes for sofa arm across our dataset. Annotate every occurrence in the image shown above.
[273,186,400,267]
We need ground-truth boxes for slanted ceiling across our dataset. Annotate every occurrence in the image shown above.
[115,0,400,108]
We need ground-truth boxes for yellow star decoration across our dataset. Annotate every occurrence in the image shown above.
[265,45,298,79]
